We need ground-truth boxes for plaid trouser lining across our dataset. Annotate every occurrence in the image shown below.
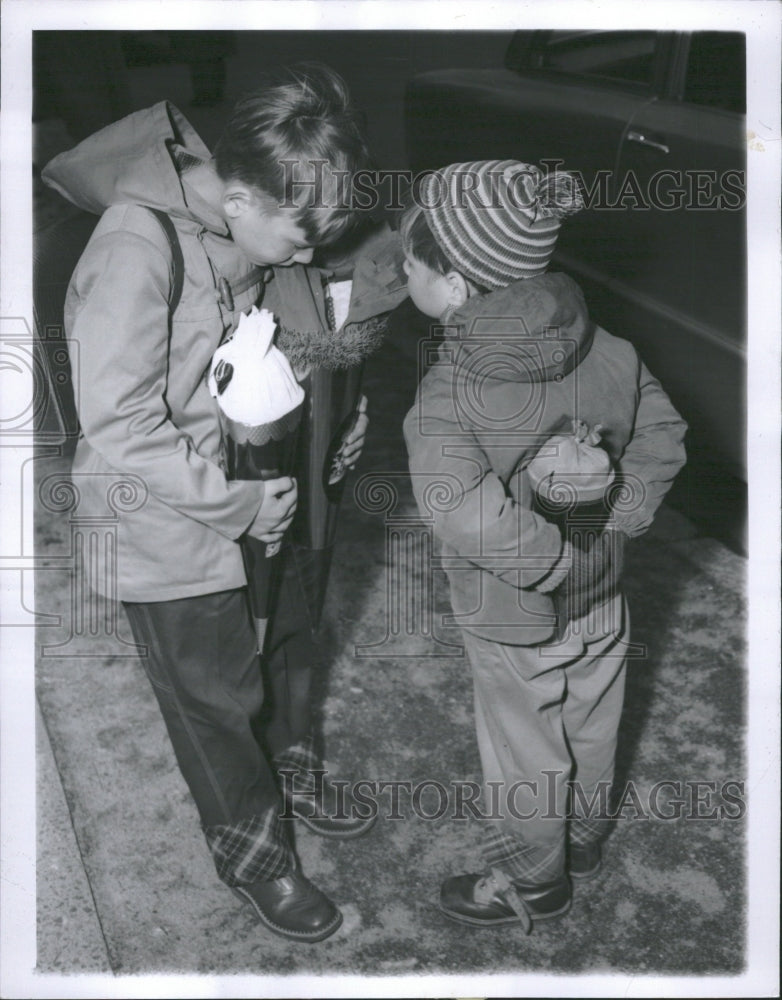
[204,811,293,886]
[569,761,614,846]
[569,811,611,846]
[483,827,566,884]
[273,737,322,793]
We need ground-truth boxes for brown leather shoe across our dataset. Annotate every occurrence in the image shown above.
[232,870,342,942]
[439,871,571,933]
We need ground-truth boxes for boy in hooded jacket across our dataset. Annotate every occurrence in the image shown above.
[41,63,401,943]
[401,160,687,931]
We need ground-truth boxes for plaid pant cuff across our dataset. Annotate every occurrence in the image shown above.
[482,826,566,885]
[204,810,294,887]
[569,768,614,846]
[569,813,611,846]
[273,737,323,794]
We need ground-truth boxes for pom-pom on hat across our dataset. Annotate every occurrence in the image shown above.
[417,160,584,289]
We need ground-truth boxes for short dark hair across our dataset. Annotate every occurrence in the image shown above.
[399,200,452,275]
[214,62,370,244]
[400,195,490,293]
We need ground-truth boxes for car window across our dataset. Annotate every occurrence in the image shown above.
[515,30,659,87]
[683,32,746,114]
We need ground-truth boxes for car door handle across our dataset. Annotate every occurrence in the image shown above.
[627,129,670,155]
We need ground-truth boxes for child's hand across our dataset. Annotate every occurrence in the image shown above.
[247,477,298,544]
[338,395,369,472]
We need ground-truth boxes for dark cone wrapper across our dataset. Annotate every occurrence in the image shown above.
[532,473,623,627]
[221,403,304,464]
[288,365,363,629]
[219,402,304,653]
[532,481,614,545]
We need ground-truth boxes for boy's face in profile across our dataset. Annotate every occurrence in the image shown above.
[223,162,352,268]
[228,200,316,267]
[403,252,457,320]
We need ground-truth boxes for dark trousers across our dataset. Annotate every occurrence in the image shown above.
[122,547,321,883]
[261,545,322,758]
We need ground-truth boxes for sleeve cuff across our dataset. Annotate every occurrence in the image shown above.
[535,539,574,593]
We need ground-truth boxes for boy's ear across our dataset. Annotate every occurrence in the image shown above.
[222,182,253,219]
[445,270,470,308]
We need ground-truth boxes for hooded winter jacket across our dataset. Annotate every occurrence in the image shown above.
[403,271,687,645]
[41,101,406,602]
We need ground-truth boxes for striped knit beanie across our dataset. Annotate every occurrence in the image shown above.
[417,160,584,289]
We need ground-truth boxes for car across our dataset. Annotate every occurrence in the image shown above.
[404,30,747,490]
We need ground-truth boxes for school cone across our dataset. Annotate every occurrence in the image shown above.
[290,365,365,629]
[220,402,304,653]
[208,306,306,654]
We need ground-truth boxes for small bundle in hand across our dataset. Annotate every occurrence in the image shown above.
[527,419,615,511]
[527,419,622,623]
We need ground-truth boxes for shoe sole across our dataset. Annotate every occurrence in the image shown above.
[438,897,571,929]
[291,809,377,840]
[232,886,343,943]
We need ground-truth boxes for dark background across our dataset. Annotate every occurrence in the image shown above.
[33,30,512,168]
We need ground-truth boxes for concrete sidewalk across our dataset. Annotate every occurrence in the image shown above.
[36,700,111,974]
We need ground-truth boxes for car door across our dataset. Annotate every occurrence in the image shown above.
[405,29,667,184]
[504,31,676,303]
[406,30,674,295]
[604,31,746,476]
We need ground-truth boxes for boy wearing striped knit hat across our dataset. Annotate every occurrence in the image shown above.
[402,160,686,931]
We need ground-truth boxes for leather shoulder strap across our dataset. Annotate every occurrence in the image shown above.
[147,208,185,314]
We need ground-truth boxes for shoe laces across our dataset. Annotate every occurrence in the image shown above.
[486,869,533,934]
[473,872,502,904]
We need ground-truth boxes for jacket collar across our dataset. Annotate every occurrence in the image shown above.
[439,271,595,384]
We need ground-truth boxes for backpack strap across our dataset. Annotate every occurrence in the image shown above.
[147,208,185,314]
